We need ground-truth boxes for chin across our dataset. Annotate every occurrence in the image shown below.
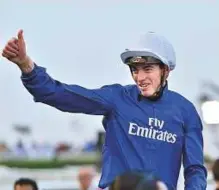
[140,90,155,97]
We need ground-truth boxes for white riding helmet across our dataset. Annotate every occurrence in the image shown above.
[120,32,176,71]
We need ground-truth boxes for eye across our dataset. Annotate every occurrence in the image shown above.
[143,66,153,71]
[130,66,137,72]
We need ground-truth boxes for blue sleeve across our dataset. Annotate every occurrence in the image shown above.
[183,104,207,190]
[21,64,118,115]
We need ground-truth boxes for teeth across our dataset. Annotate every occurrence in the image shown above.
[140,84,148,87]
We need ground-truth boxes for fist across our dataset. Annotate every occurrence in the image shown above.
[2,29,27,66]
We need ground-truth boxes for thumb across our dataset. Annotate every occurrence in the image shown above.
[17,29,25,48]
[17,29,24,41]
[17,29,26,58]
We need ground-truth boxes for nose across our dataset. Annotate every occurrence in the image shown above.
[136,69,146,82]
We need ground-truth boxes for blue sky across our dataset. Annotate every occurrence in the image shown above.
[0,0,219,156]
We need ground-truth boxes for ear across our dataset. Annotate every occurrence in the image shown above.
[164,66,170,79]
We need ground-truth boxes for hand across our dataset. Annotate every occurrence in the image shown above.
[2,30,34,73]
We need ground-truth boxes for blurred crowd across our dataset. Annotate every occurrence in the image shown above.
[13,167,168,190]
[2,135,219,189]
[0,138,97,160]
[11,158,219,190]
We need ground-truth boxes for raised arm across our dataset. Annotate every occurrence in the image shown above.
[21,64,117,114]
[2,30,116,115]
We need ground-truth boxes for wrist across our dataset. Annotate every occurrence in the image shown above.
[18,56,35,74]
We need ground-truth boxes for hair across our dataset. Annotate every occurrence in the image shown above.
[213,159,219,181]
[14,178,38,190]
[109,171,159,190]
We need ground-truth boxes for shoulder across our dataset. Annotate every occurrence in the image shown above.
[168,90,201,127]
[167,90,199,119]
[168,90,196,110]
[100,84,136,92]
[101,83,123,89]
[99,84,137,103]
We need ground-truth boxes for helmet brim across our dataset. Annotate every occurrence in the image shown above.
[120,49,174,70]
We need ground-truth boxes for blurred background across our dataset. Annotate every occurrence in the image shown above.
[0,0,219,189]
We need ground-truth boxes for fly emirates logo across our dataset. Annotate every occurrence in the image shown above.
[128,118,177,144]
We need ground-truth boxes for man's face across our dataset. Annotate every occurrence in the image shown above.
[130,63,168,97]
[15,184,34,190]
[78,173,93,190]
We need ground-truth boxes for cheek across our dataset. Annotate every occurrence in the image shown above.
[150,74,161,86]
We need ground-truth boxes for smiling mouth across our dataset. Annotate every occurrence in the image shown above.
[139,84,150,89]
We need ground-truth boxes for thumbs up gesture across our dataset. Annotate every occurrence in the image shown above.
[2,29,34,73]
